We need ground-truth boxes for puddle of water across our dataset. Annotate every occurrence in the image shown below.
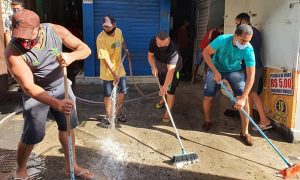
[95,138,128,180]
[27,154,46,179]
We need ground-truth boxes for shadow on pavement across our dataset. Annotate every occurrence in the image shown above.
[35,146,239,180]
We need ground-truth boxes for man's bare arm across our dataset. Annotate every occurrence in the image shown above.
[5,48,72,114]
[202,45,217,73]
[242,66,255,98]
[148,52,158,76]
[164,64,176,87]
[148,52,156,68]
[52,24,91,65]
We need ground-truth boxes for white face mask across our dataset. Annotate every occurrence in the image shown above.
[235,40,247,50]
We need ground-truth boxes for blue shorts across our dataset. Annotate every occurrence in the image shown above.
[195,47,203,65]
[102,77,127,97]
[21,82,78,145]
[204,70,245,97]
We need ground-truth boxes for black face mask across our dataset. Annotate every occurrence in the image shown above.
[16,31,40,50]
[158,46,168,52]
[104,27,116,35]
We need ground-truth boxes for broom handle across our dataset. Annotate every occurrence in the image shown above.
[63,66,75,180]
[155,76,186,153]
[220,82,292,167]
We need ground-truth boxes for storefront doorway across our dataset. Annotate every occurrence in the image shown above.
[170,0,197,81]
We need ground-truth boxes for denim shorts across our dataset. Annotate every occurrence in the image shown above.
[102,76,127,97]
[204,69,245,97]
[21,83,78,144]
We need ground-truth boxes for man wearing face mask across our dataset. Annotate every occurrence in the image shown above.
[5,9,94,179]
[202,24,256,146]
[96,15,130,125]
[223,13,272,131]
[148,31,182,122]
[4,0,24,47]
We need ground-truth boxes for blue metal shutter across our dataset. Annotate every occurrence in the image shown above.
[94,0,162,76]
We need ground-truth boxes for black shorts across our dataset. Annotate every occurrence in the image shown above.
[251,67,263,95]
[158,71,180,95]
[21,82,78,144]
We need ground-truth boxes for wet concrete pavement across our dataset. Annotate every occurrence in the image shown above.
[0,79,300,179]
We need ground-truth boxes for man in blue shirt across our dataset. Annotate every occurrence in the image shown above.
[235,13,272,130]
[202,24,256,146]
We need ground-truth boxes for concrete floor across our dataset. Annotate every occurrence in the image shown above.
[0,79,300,179]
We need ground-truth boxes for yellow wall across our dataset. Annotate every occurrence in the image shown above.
[262,67,298,128]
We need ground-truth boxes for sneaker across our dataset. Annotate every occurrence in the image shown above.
[117,114,127,123]
[100,117,111,128]
[240,132,254,146]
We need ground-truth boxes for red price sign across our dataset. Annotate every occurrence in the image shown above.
[270,73,293,95]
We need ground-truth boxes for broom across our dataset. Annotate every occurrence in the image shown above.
[220,81,300,179]
[57,53,75,180]
[155,76,199,167]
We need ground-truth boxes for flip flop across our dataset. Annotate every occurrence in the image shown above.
[14,175,33,180]
[162,116,170,123]
[155,102,165,109]
[202,121,211,131]
[74,169,95,180]
[252,123,273,131]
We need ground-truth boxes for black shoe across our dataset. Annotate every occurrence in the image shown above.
[100,117,112,128]
[117,114,127,123]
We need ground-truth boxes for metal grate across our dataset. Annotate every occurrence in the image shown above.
[0,149,17,173]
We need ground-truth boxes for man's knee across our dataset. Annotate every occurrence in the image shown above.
[203,96,213,101]
[21,132,45,145]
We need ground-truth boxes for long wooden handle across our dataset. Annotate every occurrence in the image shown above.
[62,65,75,180]
[63,67,71,133]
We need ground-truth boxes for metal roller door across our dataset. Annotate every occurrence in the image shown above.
[93,0,162,76]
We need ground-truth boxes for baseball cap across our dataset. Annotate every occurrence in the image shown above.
[102,15,115,27]
[11,0,24,6]
[12,9,40,39]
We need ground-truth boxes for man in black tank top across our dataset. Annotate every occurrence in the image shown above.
[5,9,94,179]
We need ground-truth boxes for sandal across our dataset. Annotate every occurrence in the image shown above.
[75,169,95,180]
[162,116,170,123]
[252,123,273,131]
[202,121,211,131]
[14,176,33,180]
[65,169,95,180]
[240,132,254,146]
[155,102,165,109]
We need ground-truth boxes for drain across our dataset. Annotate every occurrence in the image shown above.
[0,150,17,173]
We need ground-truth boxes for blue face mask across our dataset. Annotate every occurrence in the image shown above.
[235,40,247,50]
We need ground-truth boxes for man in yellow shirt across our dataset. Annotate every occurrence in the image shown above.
[96,15,130,125]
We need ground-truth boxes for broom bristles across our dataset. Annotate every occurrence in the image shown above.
[171,152,199,167]
[279,163,300,178]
